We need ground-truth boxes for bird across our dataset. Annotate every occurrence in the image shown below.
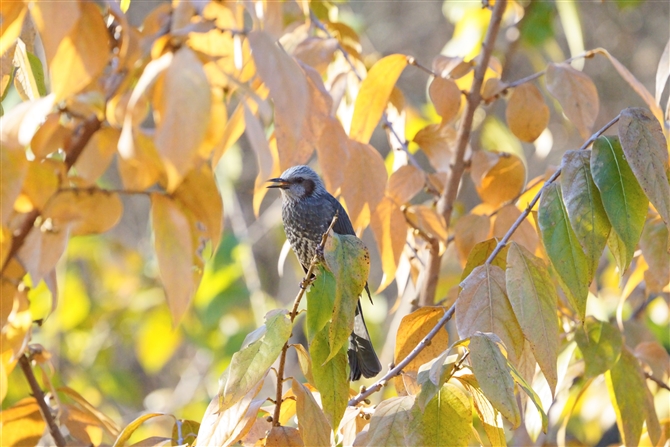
[267,165,382,381]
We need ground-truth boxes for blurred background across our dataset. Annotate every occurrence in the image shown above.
[3,0,669,444]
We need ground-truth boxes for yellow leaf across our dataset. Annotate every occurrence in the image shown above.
[492,204,538,254]
[546,63,599,138]
[0,398,45,447]
[265,426,304,447]
[0,143,28,225]
[135,306,182,373]
[62,404,104,447]
[49,2,109,101]
[393,307,448,395]
[454,213,491,266]
[341,140,387,229]
[17,219,69,285]
[173,163,223,252]
[118,129,166,190]
[405,204,448,244]
[471,151,526,207]
[506,83,549,142]
[20,159,63,211]
[30,113,69,159]
[151,194,195,325]
[413,123,456,173]
[387,165,425,205]
[350,54,408,143]
[74,127,120,184]
[0,3,26,56]
[154,47,212,190]
[29,0,80,64]
[44,189,123,236]
[429,77,462,123]
[370,198,407,293]
[0,287,31,365]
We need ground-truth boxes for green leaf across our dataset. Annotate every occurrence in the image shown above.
[323,232,370,362]
[457,265,524,364]
[305,265,336,342]
[574,317,623,378]
[506,242,559,395]
[113,413,174,447]
[365,396,416,446]
[507,358,548,434]
[219,309,292,412]
[606,347,661,446]
[468,332,520,428]
[407,383,473,447]
[591,136,648,272]
[172,419,199,446]
[618,108,670,241]
[309,323,348,430]
[457,374,507,447]
[560,150,611,277]
[460,238,508,283]
[538,183,590,322]
[416,348,459,411]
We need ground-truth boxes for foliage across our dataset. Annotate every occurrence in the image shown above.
[1,0,669,446]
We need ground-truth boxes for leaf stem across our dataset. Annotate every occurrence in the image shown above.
[272,213,339,426]
[19,353,67,447]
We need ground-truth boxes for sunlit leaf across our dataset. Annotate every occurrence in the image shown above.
[461,238,508,282]
[291,380,332,447]
[545,63,599,138]
[306,265,336,342]
[74,127,120,184]
[350,54,408,143]
[639,217,670,292]
[370,196,407,292]
[0,145,27,224]
[471,151,526,208]
[265,426,304,447]
[606,347,661,447]
[591,136,647,272]
[468,333,520,427]
[49,2,109,101]
[405,204,448,244]
[393,307,448,396]
[560,150,610,277]
[45,189,123,236]
[62,403,104,446]
[387,165,425,205]
[341,140,387,229]
[407,383,472,446]
[492,204,538,255]
[618,108,670,239]
[574,317,623,378]
[429,77,462,123]
[309,323,348,430]
[0,3,27,57]
[113,413,174,447]
[220,309,291,412]
[323,232,370,361]
[457,374,506,447]
[0,397,45,447]
[506,242,559,394]
[364,395,415,446]
[538,183,590,321]
[506,83,549,142]
[456,265,524,364]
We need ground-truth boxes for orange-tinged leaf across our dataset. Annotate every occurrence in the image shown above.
[265,426,304,447]
[640,217,670,293]
[618,108,670,239]
[154,47,212,190]
[30,113,69,159]
[429,77,462,123]
[212,101,246,168]
[44,189,123,236]
[0,287,31,364]
[454,213,491,266]
[606,347,661,447]
[151,194,195,324]
[413,123,455,173]
[505,242,559,395]
[341,140,387,229]
[0,397,45,447]
[0,3,26,56]
[118,130,166,191]
[365,395,415,446]
[393,307,448,395]
[49,3,109,101]
[293,37,338,74]
[492,204,538,254]
[370,196,407,293]
[17,219,68,285]
[248,31,309,171]
[0,144,28,225]
[315,117,350,193]
[173,164,223,252]
[62,403,104,446]
[471,151,526,207]
[456,265,524,364]
[29,0,79,64]
[387,165,424,205]
[291,380,332,447]
[546,63,599,138]
[19,159,62,211]
[405,205,448,244]
[74,127,120,184]
[113,413,174,447]
[432,55,473,79]
[350,54,408,143]
[506,83,549,142]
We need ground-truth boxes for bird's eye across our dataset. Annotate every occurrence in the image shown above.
[294,177,303,184]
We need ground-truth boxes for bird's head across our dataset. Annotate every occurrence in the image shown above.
[267,165,327,200]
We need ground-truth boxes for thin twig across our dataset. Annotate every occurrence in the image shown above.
[310,11,362,82]
[272,214,339,426]
[19,354,67,447]
[645,372,670,392]
[419,0,508,306]
[407,57,439,78]
[503,51,597,90]
[382,113,422,169]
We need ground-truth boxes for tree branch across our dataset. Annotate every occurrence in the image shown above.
[645,372,670,392]
[272,213,339,426]
[419,0,508,306]
[19,353,67,447]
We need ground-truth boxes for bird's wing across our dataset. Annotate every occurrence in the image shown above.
[330,197,356,236]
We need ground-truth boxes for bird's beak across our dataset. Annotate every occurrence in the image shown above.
[267,177,289,189]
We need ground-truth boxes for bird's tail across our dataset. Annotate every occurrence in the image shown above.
[348,300,382,381]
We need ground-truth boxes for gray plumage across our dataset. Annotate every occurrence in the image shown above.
[268,165,382,381]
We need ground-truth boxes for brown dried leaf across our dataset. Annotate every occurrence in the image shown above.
[413,124,455,173]
[387,165,424,205]
[546,63,599,138]
[492,204,538,254]
[432,55,473,79]
[154,47,211,190]
[350,54,408,143]
[429,77,461,123]
[506,83,549,142]
[266,426,304,447]
[456,265,524,364]
[341,140,387,229]
[454,213,491,266]
[293,37,338,74]
[49,3,109,101]
[370,196,407,293]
